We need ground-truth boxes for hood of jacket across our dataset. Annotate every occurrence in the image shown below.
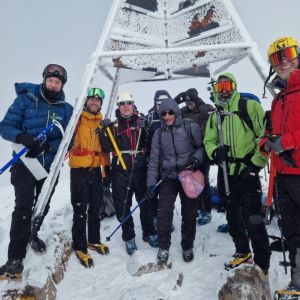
[14,82,66,104]
[158,98,182,128]
[212,72,239,107]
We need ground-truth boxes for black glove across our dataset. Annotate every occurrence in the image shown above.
[212,145,230,164]
[101,118,112,128]
[185,157,200,171]
[26,142,51,158]
[137,116,147,128]
[102,166,111,187]
[265,136,284,154]
[16,133,36,148]
[174,92,186,104]
[240,162,261,182]
[144,186,157,200]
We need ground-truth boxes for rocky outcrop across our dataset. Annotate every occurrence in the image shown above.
[218,265,272,300]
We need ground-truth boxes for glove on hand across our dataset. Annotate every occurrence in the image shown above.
[174,92,186,104]
[265,136,284,154]
[185,157,200,171]
[102,166,111,187]
[240,162,261,182]
[101,118,112,128]
[144,186,157,201]
[16,134,36,148]
[213,145,230,164]
[26,142,51,158]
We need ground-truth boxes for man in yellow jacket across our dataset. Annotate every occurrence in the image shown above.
[69,87,110,268]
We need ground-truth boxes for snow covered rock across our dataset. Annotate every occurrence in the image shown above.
[218,265,272,300]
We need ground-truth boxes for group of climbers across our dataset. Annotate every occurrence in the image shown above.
[0,35,300,299]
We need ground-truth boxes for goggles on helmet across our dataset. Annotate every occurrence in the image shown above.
[214,80,236,93]
[43,64,67,84]
[268,46,298,67]
[87,88,105,100]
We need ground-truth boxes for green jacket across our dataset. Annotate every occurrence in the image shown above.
[204,72,268,175]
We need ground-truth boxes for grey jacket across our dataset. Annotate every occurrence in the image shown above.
[147,98,205,187]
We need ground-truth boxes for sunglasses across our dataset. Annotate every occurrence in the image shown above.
[119,101,133,106]
[214,80,236,93]
[161,110,175,116]
[88,88,105,99]
[269,46,298,67]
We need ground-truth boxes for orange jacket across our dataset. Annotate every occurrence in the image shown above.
[69,110,110,169]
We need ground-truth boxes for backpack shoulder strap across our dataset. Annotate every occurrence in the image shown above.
[182,118,196,148]
[238,97,255,135]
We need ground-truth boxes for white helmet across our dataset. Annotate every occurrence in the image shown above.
[116,91,134,104]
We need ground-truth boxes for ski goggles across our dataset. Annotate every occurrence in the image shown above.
[214,80,236,93]
[119,101,134,106]
[87,88,105,100]
[43,64,67,84]
[161,110,175,117]
[268,46,298,66]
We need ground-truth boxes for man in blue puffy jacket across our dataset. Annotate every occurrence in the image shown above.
[0,64,73,280]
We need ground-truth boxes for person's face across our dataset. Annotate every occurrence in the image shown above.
[161,110,176,126]
[45,77,63,92]
[155,103,160,111]
[186,101,196,111]
[274,57,299,81]
[86,97,102,113]
[118,101,134,117]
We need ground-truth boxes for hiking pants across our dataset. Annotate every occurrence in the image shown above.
[70,168,103,251]
[8,164,58,260]
[276,174,300,285]
[112,167,155,242]
[157,178,198,251]
[226,173,271,270]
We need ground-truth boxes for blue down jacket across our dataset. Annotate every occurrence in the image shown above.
[0,82,73,171]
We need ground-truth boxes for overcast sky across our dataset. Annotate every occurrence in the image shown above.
[0,0,299,186]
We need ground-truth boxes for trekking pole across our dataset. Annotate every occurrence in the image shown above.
[0,122,55,175]
[106,176,165,242]
[215,111,230,195]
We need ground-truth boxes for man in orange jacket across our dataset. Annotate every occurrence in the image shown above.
[69,87,110,268]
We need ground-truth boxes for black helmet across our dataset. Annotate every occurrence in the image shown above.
[42,64,67,85]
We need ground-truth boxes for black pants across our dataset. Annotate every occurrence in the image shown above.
[225,173,270,270]
[8,164,57,261]
[70,168,103,251]
[112,167,155,242]
[276,174,300,281]
[157,178,198,251]
[198,161,211,213]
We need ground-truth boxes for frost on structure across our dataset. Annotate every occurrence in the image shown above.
[97,0,262,82]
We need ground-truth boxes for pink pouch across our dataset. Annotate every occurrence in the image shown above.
[178,170,205,199]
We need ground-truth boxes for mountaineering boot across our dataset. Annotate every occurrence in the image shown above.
[197,211,212,226]
[0,259,23,280]
[217,223,230,233]
[31,235,46,253]
[75,251,94,268]
[88,242,109,255]
[183,249,194,262]
[157,248,169,263]
[125,238,137,255]
[225,252,253,270]
[143,234,158,248]
[275,282,300,300]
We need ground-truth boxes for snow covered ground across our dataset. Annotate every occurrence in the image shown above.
[0,165,290,299]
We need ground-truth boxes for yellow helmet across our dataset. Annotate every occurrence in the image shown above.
[267,36,299,57]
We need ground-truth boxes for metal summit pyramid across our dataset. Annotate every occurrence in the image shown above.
[81,0,272,115]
